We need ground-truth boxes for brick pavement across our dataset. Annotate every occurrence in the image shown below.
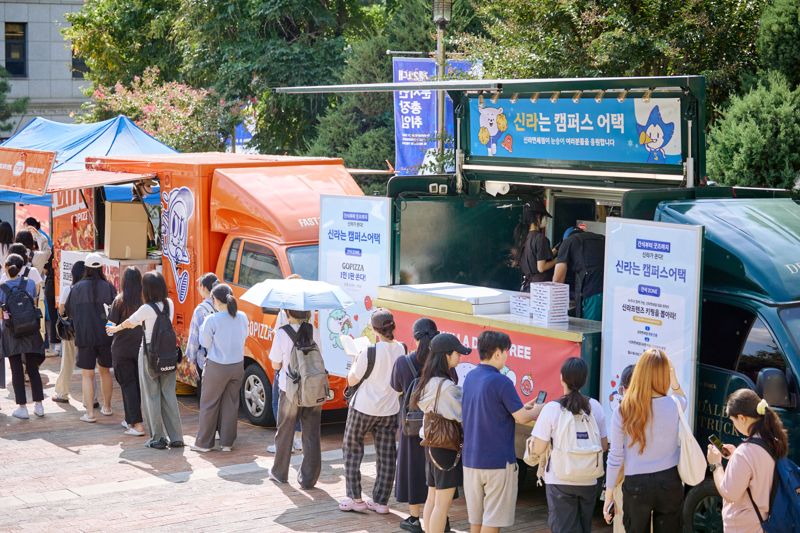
[1,357,611,532]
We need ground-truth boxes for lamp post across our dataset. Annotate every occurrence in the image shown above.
[432,0,452,174]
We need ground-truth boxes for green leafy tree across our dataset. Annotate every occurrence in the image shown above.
[706,72,800,190]
[0,69,28,132]
[458,0,767,114]
[757,0,800,87]
[81,67,230,152]
[64,0,181,86]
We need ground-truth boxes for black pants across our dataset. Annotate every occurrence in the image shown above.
[545,482,598,533]
[622,466,683,533]
[44,273,58,345]
[113,353,143,425]
[8,353,45,404]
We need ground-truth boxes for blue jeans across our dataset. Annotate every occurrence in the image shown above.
[272,369,301,432]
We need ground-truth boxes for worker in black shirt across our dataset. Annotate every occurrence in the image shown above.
[553,226,605,321]
[514,200,557,291]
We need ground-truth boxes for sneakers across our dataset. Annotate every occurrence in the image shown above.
[169,441,185,449]
[33,403,44,417]
[145,438,168,450]
[52,395,70,403]
[124,427,145,436]
[190,444,212,453]
[80,413,96,423]
[399,516,423,533]
[221,446,232,452]
[12,406,29,420]
[267,444,277,454]
[267,469,287,484]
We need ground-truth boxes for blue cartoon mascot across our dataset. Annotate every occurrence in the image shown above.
[161,187,195,303]
[636,106,675,163]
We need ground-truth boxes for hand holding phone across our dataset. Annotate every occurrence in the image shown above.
[604,501,615,524]
[708,435,731,458]
[536,390,547,404]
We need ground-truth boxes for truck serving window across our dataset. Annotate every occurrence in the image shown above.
[238,242,282,288]
[224,239,241,283]
[287,245,318,281]
[699,301,753,370]
[736,317,787,385]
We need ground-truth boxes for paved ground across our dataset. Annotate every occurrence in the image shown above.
[0,357,611,532]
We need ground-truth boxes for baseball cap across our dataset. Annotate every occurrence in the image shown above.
[84,252,103,268]
[370,309,395,329]
[430,333,472,356]
[563,226,583,241]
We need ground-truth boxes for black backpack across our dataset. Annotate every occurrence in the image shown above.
[402,357,424,437]
[143,301,180,374]
[1,269,41,339]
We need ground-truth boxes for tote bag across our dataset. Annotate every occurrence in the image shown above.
[672,395,706,486]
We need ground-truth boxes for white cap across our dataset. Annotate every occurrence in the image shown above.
[84,252,103,268]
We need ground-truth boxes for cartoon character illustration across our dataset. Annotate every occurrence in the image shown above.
[327,308,353,350]
[636,106,675,164]
[520,374,534,397]
[455,362,477,385]
[161,187,195,303]
[477,106,508,156]
[500,365,518,388]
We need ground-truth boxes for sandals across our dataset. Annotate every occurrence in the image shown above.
[338,497,368,512]
[365,499,390,514]
[100,407,113,416]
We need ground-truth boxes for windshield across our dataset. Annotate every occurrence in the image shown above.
[779,306,800,355]
[287,245,319,281]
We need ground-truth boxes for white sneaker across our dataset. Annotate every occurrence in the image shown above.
[12,406,29,419]
[221,446,232,452]
[267,444,277,454]
[293,438,303,452]
[33,403,44,417]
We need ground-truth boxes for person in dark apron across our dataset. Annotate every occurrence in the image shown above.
[514,200,557,291]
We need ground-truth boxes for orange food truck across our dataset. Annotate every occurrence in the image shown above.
[0,149,363,426]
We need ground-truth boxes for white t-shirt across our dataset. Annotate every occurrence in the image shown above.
[531,397,607,486]
[127,298,175,344]
[1,265,42,287]
[59,285,71,306]
[349,340,406,417]
[268,322,322,392]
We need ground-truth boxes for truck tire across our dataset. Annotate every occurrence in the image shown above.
[241,362,275,427]
[682,477,723,533]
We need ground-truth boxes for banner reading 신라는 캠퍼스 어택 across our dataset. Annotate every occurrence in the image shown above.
[600,218,703,427]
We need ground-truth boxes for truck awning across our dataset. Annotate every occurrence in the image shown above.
[45,170,154,193]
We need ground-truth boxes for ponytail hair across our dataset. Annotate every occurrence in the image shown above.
[197,272,218,293]
[558,357,591,415]
[726,389,788,458]
[285,309,314,347]
[212,284,237,317]
[412,317,439,369]
[4,253,24,278]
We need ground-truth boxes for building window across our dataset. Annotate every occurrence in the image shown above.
[4,23,27,78]
[71,49,88,79]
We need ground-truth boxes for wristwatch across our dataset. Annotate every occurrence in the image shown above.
[709,463,722,473]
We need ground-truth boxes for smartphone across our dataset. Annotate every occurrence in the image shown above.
[708,435,730,457]
[536,390,547,404]
[605,501,615,523]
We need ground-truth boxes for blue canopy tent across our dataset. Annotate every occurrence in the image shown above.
[0,115,175,205]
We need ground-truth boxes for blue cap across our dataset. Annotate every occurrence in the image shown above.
[563,226,582,241]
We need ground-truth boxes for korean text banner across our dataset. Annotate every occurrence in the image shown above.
[0,147,56,195]
[392,58,473,175]
[318,195,392,377]
[600,218,703,425]
[468,97,682,165]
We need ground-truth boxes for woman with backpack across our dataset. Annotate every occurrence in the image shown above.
[107,271,183,450]
[604,348,687,533]
[411,333,469,533]
[2,243,43,293]
[186,272,218,387]
[53,260,85,403]
[0,253,46,419]
[390,317,439,533]
[108,267,145,436]
[267,308,323,487]
[706,389,790,533]
[191,284,247,453]
[528,357,607,533]
[339,309,406,514]
[66,253,116,423]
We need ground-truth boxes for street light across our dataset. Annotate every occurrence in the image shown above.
[433,0,453,173]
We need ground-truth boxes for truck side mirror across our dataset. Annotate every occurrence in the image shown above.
[756,368,795,409]
[261,307,280,315]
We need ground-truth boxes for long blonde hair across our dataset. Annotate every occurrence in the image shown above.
[619,349,672,453]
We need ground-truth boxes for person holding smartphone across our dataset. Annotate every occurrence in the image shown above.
[706,389,788,533]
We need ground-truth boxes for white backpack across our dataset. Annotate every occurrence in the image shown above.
[549,407,605,483]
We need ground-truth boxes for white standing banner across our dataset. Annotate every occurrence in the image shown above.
[600,218,703,425]
[318,195,392,377]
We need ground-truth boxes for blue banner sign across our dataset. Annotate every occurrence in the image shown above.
[468,97,682,165]
[392,58,474,175]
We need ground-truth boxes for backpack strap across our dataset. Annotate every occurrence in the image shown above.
[744,436,778,524]
[405,355,418,379]
[281,323,298,344]
[20,267,29,283]
[362,346,376,383]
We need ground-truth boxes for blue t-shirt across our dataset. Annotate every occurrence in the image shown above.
[0,277,37,304]
[462,363,524,469]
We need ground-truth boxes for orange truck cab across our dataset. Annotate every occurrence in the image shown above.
[91,153,363,426]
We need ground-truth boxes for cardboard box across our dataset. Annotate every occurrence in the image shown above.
[104,202,148,259]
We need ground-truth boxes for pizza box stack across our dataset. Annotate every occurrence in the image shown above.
[509,292,531,319]
[529,282,569,325]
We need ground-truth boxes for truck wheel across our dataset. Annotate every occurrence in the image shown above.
[682,477,723,533]
[241,363,275,427]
